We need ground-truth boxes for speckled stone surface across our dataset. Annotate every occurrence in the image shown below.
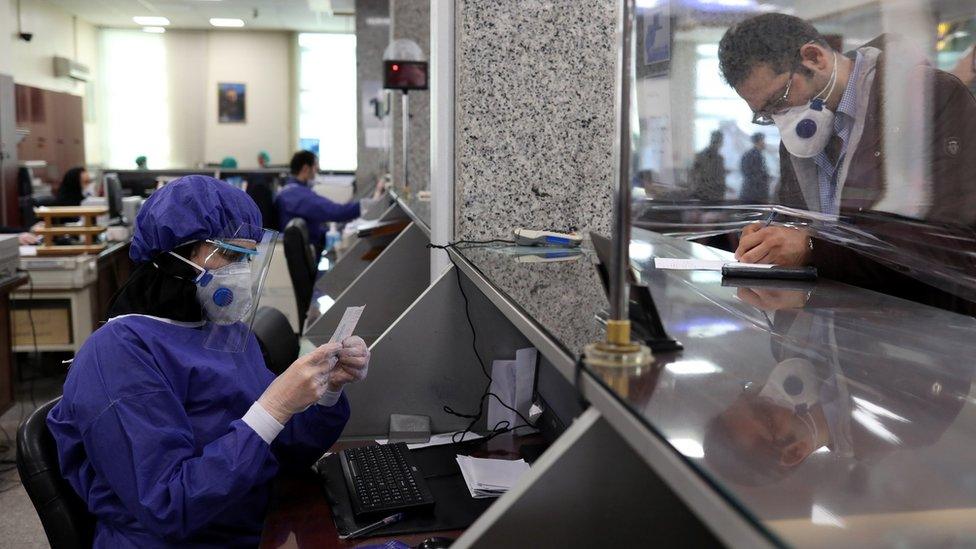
[390,0,430,192]
[458,244,608,358]
[355,0,390,192]
[455,0,616,240]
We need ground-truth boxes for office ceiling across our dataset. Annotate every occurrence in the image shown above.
[45,0,357,33]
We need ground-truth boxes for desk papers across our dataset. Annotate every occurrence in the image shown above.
[653,258,775,271]
[456,456,529,499]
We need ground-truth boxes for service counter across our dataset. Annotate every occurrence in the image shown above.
[275,193,976,548]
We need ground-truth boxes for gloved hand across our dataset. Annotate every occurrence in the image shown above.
[258,342,341,424]
[317,336,370,407]
[327,336,370,390]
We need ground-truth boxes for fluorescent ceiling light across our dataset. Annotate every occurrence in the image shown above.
[210,18,245,28]
[133,16,170,26]
[142,26,166,33]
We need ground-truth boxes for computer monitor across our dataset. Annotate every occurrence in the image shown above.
[299,138,320,156]
[104,173,125,224]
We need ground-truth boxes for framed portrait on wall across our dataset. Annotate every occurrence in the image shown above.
[218,82,246,123]
[637,4,672,79]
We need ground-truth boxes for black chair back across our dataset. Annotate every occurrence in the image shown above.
[245,179,279,231]
[252,306,300,375]
[17,398,95,549]
[283,217,316,331]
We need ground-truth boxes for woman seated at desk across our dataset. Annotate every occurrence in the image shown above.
[47,176,371,547]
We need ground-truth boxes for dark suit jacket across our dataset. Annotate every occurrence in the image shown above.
[776,40,976,316]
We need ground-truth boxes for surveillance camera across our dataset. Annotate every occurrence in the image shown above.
[19,32,33,42]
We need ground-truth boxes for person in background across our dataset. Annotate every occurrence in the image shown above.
[275,150,384,251]
[220,157,238,169]
[689,130,730,201]
[47,176,369,547]
[0,226,40,245]
[135,156,148,170]
[739,133,770,203]
[56,167,90,207]
[257,150,271,168]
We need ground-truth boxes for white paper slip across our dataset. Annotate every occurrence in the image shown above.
[19,246,37,257]
[329,305,365,344]
[653,258,776,271]
[487,348,538,433]
[316,305,365,407]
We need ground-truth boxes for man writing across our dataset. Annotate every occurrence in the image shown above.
[718,14,976,314]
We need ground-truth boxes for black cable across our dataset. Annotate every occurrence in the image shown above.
[426,240,536,445]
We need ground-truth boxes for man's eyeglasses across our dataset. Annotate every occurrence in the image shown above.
[752,68,797,126]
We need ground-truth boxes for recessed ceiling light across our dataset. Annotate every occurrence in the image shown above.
[142,26,166,34]
[133,16,170,26]
[209,18,245,28]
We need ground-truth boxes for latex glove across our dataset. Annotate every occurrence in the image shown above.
[258,342,341,424]
[318,336,370,406]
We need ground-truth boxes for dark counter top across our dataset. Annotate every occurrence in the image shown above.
[456,228,976,547]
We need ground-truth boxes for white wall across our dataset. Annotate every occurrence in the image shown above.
[0,0,100,163]
[203,31,292,168]
[98,28,293,170]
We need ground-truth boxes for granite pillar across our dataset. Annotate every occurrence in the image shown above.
[355,0,390,194]
[454,0,617,240]
[390,0,430,192]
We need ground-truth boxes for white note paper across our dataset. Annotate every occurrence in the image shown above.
[653,258,776,271]
[317,305,365,406]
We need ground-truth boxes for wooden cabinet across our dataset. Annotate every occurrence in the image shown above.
[14,84,85,190]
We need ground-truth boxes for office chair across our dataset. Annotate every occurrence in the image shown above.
[252,306,300,375]
[283,218,317,332]
[245,177,279,231]
[17,398,95,549]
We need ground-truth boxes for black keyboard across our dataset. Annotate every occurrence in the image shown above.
[339,443,435,517]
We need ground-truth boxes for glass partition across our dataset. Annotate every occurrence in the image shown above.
[632,0,976,315]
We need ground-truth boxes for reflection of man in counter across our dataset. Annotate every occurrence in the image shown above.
[717,14,976,314]
[703,285,972,486]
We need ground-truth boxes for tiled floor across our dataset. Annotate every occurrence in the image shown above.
[0,363,67,549]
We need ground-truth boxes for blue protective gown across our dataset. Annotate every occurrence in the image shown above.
[275,176,360,248]
[47,315,350,548]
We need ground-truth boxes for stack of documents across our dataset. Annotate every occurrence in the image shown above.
[456,456,529,499]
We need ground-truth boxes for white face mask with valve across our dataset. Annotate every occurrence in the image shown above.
[169,252,254,325]
[759,357,821,414]
[772,51,839,159]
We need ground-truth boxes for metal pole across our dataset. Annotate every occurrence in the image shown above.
[401,91,410,190]
[609,0,634,323]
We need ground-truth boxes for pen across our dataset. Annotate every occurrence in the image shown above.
[339,512,405,540]
[762,211,776,227]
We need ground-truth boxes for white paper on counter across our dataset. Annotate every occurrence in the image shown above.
[653,257,776,271]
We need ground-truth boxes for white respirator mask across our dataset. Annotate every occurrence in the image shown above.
[772,51,839,159]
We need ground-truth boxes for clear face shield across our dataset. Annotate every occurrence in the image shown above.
[170,223,278,352]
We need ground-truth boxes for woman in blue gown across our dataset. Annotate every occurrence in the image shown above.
[47,175,369,548]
